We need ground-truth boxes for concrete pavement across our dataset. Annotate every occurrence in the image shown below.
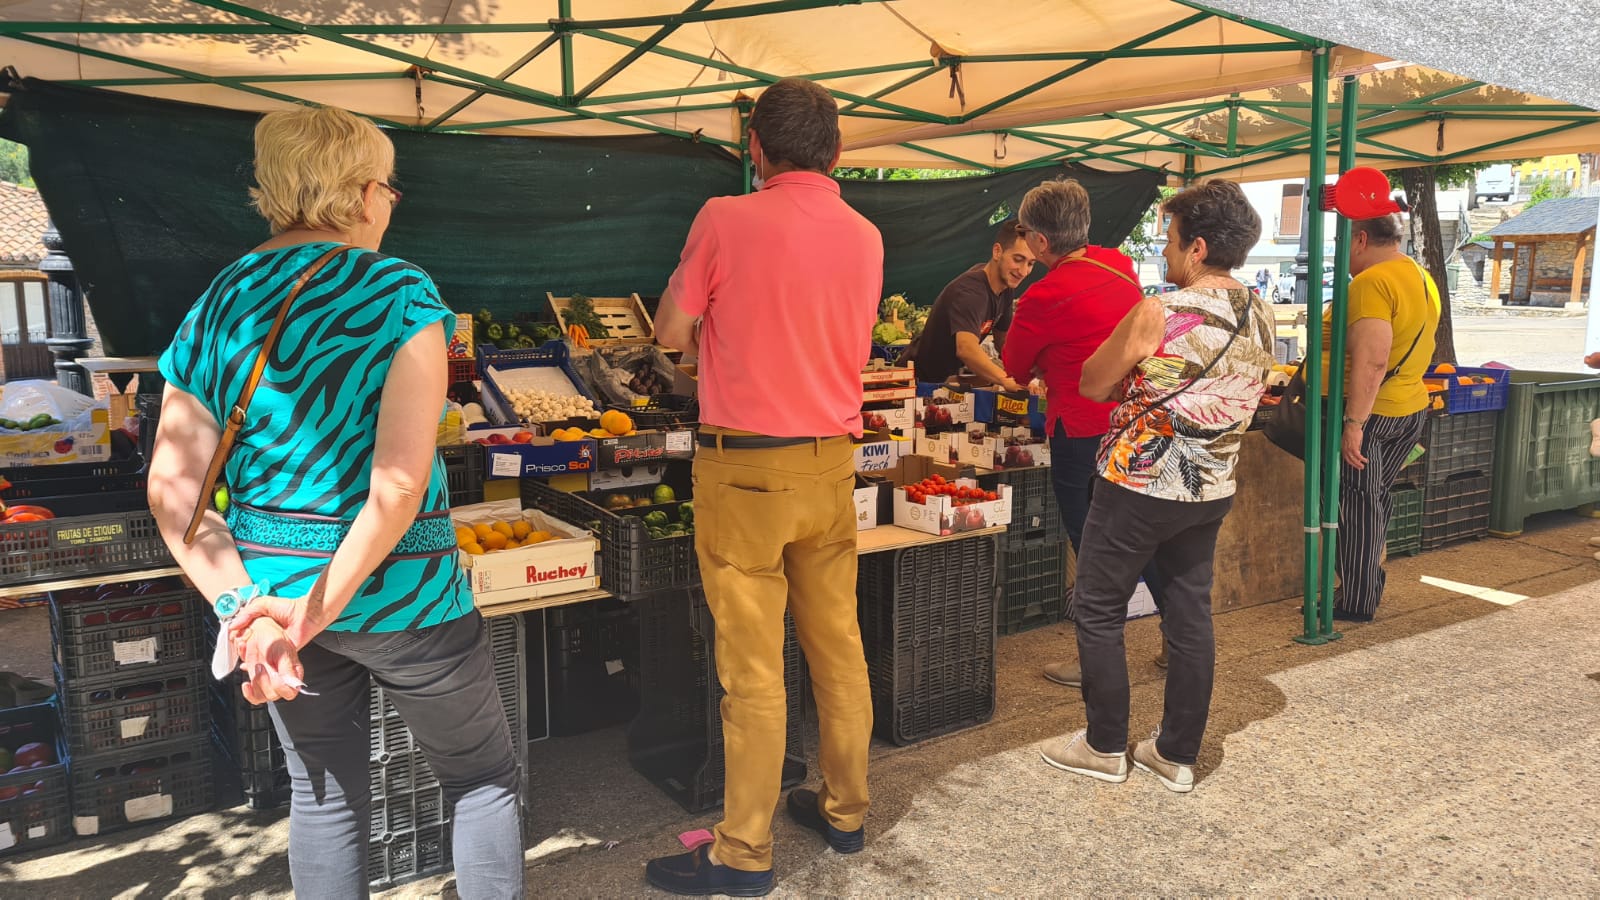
[2,514,1597,897]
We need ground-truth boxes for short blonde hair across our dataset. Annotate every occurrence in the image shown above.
[249,105,395,235]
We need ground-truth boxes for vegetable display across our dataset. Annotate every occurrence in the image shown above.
[904,474,999,506]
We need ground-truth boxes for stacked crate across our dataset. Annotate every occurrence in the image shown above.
[49,577,214,837]
[977,466,1068,634]
[1395,410,1499,551]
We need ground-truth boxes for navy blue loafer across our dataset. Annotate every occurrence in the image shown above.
[645,844,774,897]
[785,788,865,854]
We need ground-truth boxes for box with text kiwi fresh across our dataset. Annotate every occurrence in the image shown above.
[451,500,598,606]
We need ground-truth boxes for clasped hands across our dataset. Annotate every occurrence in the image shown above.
[225,596,320,706]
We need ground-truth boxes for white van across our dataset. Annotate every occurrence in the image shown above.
[1475,164,1514,202]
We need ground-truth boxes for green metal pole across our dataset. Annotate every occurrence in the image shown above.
[737,97,755,194]
[1319,74,1359,643]
[558,0,575,104]
[1295,45,1331,646]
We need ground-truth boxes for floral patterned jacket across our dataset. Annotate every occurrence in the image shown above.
[1097,287,1276,502]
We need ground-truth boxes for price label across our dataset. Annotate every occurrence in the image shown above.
[27,825,47,840]
[490,452,522,478]
[0,822,14,851]
[74,816,100,836]
[665,431,693,454]
[125,793,173,822]
[121,715,152,740]
[113,638,159,666]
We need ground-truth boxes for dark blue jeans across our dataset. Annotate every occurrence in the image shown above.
[1049,423,1168,613]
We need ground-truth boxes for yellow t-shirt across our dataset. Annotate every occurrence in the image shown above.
[1320,256,1441,417]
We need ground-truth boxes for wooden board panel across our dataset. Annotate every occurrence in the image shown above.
[1211,431,1305,613]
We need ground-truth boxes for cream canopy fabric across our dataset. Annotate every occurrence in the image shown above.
[0,0,1593,181]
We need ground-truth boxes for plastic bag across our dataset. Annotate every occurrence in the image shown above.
[0,380,100,432]
[584,346,678,407]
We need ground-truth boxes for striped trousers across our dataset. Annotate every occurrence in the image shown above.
[1336,410,1427,619]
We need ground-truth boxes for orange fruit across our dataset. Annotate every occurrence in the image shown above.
[600,410,634,436]
[503,539,520,550]
[1434,363,1456,375]
[482,531,508,550]
[511,520,532,540]
[491,521,514,539]
[454,526,476,548]
[525,531,553,545]
[471,523,494,542]
[461,542,485,556]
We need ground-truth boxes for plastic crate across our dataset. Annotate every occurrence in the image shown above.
[997,534,1068,634]
[608,394,698,429]
[856,534,999,745]
[1490,370,1600,536]
[212,698,288,811]
[977,465,1061,539]
[0,455,146,500]
[1421,473,1492,551]
[69,739,213,836]
[1386,485,1423,558]
[438,443,485,507]
[546,598,640,737]
[0,702,71,857]
[1427,366,1509,414]
[520,464,698,600]
[136,393,161,466]
[49,579,202,682]
[478,342,599,422]
[629,588,807,813]
[0,492,171,586]
[369,822,450,888]
[447,356,477,385]
[56,662,210,757]
[1406,410,1498,485]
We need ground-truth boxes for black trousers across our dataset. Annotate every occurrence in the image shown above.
[1337,410,1427,618]
[1049,424,1168,615]
[1073,480,1233,765]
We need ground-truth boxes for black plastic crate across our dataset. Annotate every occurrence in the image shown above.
[1421,473,1492,551]
[69,738,213,837]
[857,535,999,745]
[546,598,640,737]
[0,455,146,500]
[0,492,171,586]
[368,822,450,888]
[212,699,288,811]
[1386,485,1423,558]
[56,662,210,757]
[521,462,697,600]
[997,534,1068,634]
[629,588,807,814]
[136,393,161,466]
[439,444,485,507]
[608,394,698,429]
[49,578,203,682]
[0,702,71,857]
[977,465,1061,538]
[1414,411,1498,484]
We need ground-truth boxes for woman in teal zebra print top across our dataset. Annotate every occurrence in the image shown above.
[147,105,522,898]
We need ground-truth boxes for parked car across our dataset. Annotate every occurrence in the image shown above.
[1475,163,1514,203]
[1142,282,1180,296]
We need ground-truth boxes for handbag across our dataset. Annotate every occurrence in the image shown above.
[1263,263,1428,460]
[183,244,354,544]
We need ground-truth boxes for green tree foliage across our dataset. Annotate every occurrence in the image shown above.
[0,139,34,187]
[1524,176,1573,209]
[1120,187,1178,264]
[833,166,979,182]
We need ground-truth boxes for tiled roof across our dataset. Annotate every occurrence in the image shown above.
[1484,196,1600,239]
[0,181,48,267]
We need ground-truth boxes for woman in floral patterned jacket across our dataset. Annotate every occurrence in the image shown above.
[1038,179,1275,794]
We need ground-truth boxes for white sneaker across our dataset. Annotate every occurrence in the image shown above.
[1131,731,1195,794]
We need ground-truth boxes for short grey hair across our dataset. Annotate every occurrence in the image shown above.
[1018,178,1091,256]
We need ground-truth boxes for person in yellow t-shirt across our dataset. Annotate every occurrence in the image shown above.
[1319,213,1440,621]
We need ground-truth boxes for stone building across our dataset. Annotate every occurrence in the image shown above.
[1482,196,1598,308]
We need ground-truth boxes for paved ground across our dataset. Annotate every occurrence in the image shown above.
[1275,305,1594,373]
[3,512,1597,898]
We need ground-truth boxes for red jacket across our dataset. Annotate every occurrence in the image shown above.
[1002,246,1143,438]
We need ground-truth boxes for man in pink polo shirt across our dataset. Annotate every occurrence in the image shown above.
[646,77,882,897]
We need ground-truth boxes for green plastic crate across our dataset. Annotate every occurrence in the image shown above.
[1386,486,1423,557]
[1489,371,1600,536]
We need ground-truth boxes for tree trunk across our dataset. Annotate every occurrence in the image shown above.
[1399,166,1456,365]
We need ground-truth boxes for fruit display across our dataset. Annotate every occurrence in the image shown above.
[454,517,557,556]
[501,387,598,423]
[0,414,62,432]
[562,294,611,341]
[0,498,55,524]
[876,294,924,343]
[904,475,999,507]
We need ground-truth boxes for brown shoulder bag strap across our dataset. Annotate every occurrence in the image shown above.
[1065,254,1141,289]
[183,244,353,545]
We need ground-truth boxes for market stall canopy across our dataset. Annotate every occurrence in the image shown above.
[0,0,1395,158]
[844,64,1600,181]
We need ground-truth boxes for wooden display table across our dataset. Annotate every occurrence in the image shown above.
[1211,430,1305,612]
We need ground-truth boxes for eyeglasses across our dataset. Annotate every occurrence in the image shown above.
[377,181,403,206]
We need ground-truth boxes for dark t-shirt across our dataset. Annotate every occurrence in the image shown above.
[913,265,1015,384]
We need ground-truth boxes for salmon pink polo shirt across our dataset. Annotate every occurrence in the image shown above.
[666,171,883,438]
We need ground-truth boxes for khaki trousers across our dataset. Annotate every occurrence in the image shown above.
[694,430,873,871]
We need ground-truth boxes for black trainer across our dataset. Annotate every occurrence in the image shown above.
[644,844,773,897]
[785,788,865,854]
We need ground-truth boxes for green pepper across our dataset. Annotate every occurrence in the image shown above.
[516,334,538,348]
[475,308,494,325]
[486,322,506,341]
[679,501,694,527]
[643,510,669,528]
[506,323,522,339]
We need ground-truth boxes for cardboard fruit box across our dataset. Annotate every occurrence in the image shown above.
[917,386,975,429]
[951,424,1052,471]
[0,408,111,469]
[893,475,1012,536]
[452,500,598,606]
[471,425,597,479]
